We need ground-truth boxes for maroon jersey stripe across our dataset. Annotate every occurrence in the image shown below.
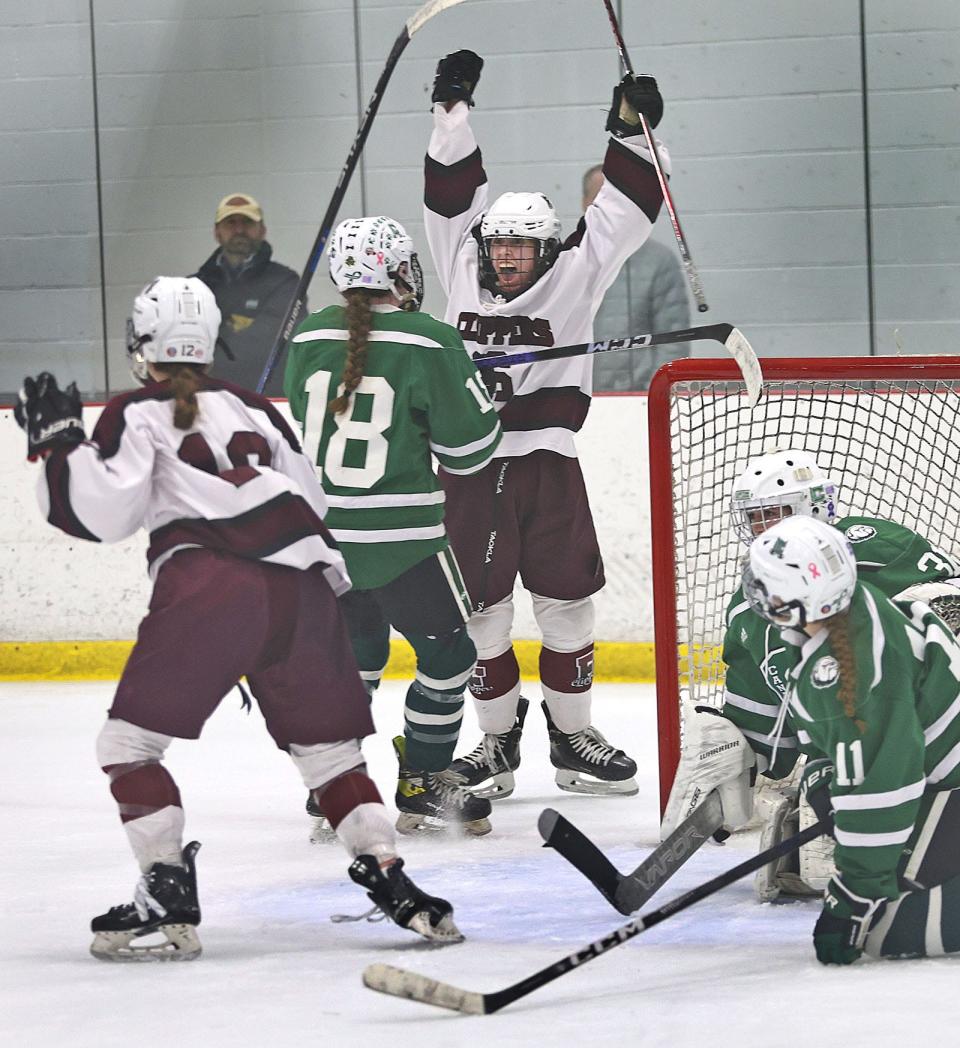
[497,386,591,433]
[424,148,487,219]
[44,447,100,542]
[602,138,663,224]
[147,490,337,568]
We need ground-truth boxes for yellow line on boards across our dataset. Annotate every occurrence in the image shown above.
[0,640,662,683]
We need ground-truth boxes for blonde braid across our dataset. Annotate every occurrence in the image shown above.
[153,363,203,430]
[329,290,374,415]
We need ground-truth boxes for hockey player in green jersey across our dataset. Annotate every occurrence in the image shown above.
[285,216,502,836]
[662,448,960,897]
[743,516,960,964]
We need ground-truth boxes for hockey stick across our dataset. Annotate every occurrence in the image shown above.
[473,323,763,407]
[538,793,723,915]
[599,0,708,313]
[362,816,828,1014]
[255,0,470,393]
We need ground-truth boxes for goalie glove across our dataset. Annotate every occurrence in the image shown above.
[897,579,960,636]
[14,372,85,462]
[606,74,664,138]
[814,875,887,966]
[431,50,483,108]
[661,703,758,843]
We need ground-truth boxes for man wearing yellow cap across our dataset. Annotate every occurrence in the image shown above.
[194,193,302,395]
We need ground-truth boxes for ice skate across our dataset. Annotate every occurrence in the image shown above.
[542,701,638,796]
[448,696,529,799]
[90,841,202,962]
[393,736,492,836]
[305,793,337,843]
[348,854,463,944]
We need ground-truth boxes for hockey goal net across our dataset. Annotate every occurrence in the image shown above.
[648,356,960,813]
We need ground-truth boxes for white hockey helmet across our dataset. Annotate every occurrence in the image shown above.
[328,215,423,311]
[479,192,562,293]
[743,516,857,629]
[730,448,839,545]
[126,276,221,384]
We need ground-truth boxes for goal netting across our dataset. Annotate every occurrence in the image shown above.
[647,356,960,812]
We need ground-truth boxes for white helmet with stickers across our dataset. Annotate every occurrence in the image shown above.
[743,516,857,630]
[730,448,839,545]
[328,215,423,311]
[126,276,221,384]
[479,192,562,294]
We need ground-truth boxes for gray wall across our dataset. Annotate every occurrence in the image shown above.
[2,0,958,397]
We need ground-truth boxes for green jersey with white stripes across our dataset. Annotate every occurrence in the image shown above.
[285,304,501,589]
[722,516,960,778]
[786,581,960,900]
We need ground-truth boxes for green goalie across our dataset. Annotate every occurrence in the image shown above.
[661,448,960,959]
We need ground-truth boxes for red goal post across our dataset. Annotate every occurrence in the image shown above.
[648,355,960,814]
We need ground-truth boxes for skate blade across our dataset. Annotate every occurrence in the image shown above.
[407,911,465,945]
[308,816,338,844]
[90,923,202,963]
[554,770,639,797]
[395,812,492,838]
[469,771,516,801]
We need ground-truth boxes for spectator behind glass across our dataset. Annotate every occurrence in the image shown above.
[583,165,692,392]
[193,193,302,396]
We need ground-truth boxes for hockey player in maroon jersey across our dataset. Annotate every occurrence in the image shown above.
[423,50,668,797]
[14,277,462,960]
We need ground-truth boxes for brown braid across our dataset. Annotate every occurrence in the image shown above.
[329,289,380,415]
[826,612,867,734]
[152,363,205,430]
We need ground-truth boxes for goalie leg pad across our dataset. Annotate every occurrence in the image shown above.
[661,702,756,840]
[754,786,836,901]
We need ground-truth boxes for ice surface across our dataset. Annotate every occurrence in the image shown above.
[0,681,950,1047]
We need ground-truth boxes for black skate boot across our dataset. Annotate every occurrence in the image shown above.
[348,854,463,944]
[393,736,492,836]
[542,701,639,796]
[90,841,202,962]
[448,696,529,799]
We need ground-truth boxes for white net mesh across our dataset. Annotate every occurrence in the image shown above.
[663,366,960,710]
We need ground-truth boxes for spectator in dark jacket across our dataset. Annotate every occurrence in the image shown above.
[582,165,692,392]
[194,193,302,396]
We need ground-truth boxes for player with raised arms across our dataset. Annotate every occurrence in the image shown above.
[663,448,960,900]
[285,216,502,836]
[14,276,463,960]
[422,50,671,798]
[742,515,960,964]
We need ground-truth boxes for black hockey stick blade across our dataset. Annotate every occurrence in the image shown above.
[539,795,724,915]
[254,0,470,393]
[538,808,622,909]
[362,817,829,1015]
[474,324,762,407]
[614,792,723,913]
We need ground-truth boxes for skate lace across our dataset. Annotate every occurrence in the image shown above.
[330,903,388,925]
[133,876,166,922]
[429,769,475,808]
[569,726,617,766]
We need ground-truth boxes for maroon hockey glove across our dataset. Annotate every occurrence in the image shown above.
[14,372,85,461]
[606,74,663,137]
[432,50,483,107]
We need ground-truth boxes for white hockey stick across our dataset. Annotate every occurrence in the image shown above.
[256,0,471,392]
[473,323,763,407]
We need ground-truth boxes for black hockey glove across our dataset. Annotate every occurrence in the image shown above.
[606,74,664,137]
[813,875,886,965]
[432,50,483,107]
[14,372,85,461]
[799,756,835,833]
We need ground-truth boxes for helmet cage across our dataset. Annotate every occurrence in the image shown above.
[478,192,562,296]
[730,449,839,546]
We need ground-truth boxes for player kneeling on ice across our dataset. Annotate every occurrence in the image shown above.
[740,516,960,964]
[663,447,960,902]
[15,277,462,961]
[285,216,502,838]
